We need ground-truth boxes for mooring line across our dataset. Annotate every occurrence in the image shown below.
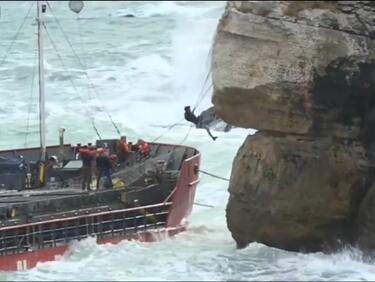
[194,202,215,208]
[199,169,230,181]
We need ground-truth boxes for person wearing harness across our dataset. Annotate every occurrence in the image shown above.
[184,106,217,141]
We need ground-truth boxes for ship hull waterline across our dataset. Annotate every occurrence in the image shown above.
[0,144,201,272]
[0,226,186,272]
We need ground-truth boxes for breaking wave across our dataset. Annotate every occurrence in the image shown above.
[1,1,375,281]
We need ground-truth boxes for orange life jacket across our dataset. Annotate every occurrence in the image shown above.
[119,140,129,154]
[96,147,109,157]
[139,141,150,156]
[79,148,91,156]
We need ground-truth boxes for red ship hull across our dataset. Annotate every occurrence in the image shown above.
[0,147,200,272]
[0,226,186,272]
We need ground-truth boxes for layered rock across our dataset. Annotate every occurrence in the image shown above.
[212,1,375,252]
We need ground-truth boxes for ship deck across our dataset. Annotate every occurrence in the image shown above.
[0,187,111,206]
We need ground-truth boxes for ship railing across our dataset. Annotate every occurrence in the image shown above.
[0,202,172,255]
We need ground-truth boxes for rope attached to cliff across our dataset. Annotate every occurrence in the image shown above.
[193,71,213,112]
[199,169,230,181]
[194,202,215,208]
[151,47,213,143]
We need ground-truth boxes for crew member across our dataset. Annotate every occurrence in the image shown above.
[137,139,150,158]
[96,148,113,190]
[184,106,217,141]
[74,143,82,159]
[80,145,94,191]
[116,136,129,162]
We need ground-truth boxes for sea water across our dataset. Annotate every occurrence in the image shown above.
[0,1,374,281]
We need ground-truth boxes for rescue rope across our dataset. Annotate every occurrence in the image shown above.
[194,202,215,208]
[43,24,102,140]
[154,49,213,143]
[199,169,230,181]
[193,44,214,112]
[47,3,122,137]
[0,2,34,68]
[193,70,212,112]
[179,124,193,145]
[151,118,184,142]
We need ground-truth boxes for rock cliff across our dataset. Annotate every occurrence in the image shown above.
[212,1,375,253]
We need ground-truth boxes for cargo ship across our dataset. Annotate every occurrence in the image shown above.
[0,1,200,271]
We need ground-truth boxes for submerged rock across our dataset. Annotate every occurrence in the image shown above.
[212,1,375,253]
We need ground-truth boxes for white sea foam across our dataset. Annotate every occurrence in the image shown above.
[0,1,374,281]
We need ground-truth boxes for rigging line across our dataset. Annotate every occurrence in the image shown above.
[42,23,90,98]
[46,3,122,136]
[206,42,214,74]
[207,44,213,65]
[193,69,212,111]
[193,44,214,111]
[76,14,87,69]
[24,40,38,147]
[179,124,193,145]
[199,169,230,182]
[151,118,185,143]
[0,1,35,68]
[93,124,102,140]
[73,15,102,139]
[194,202,215,208]
[195,82,213,110]
[43,23,102,140]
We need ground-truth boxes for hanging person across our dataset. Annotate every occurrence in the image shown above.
[184,106,217,141]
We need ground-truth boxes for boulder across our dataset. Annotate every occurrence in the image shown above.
[227,131,373,252]
[212,1,375,140]
[211,1,375,252]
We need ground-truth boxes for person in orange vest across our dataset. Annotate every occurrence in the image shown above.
[79,145,94,191]
[137,139,150,158]
[116,136,129,162]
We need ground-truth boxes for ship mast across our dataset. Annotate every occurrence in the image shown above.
[37,0,46,162]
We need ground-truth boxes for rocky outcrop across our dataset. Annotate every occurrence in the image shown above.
[212,1,375,253]
[227,132,374,252]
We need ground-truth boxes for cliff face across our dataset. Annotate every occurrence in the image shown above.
[212,1,375,252]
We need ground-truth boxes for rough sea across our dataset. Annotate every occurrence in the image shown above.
[0,1,374,281]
